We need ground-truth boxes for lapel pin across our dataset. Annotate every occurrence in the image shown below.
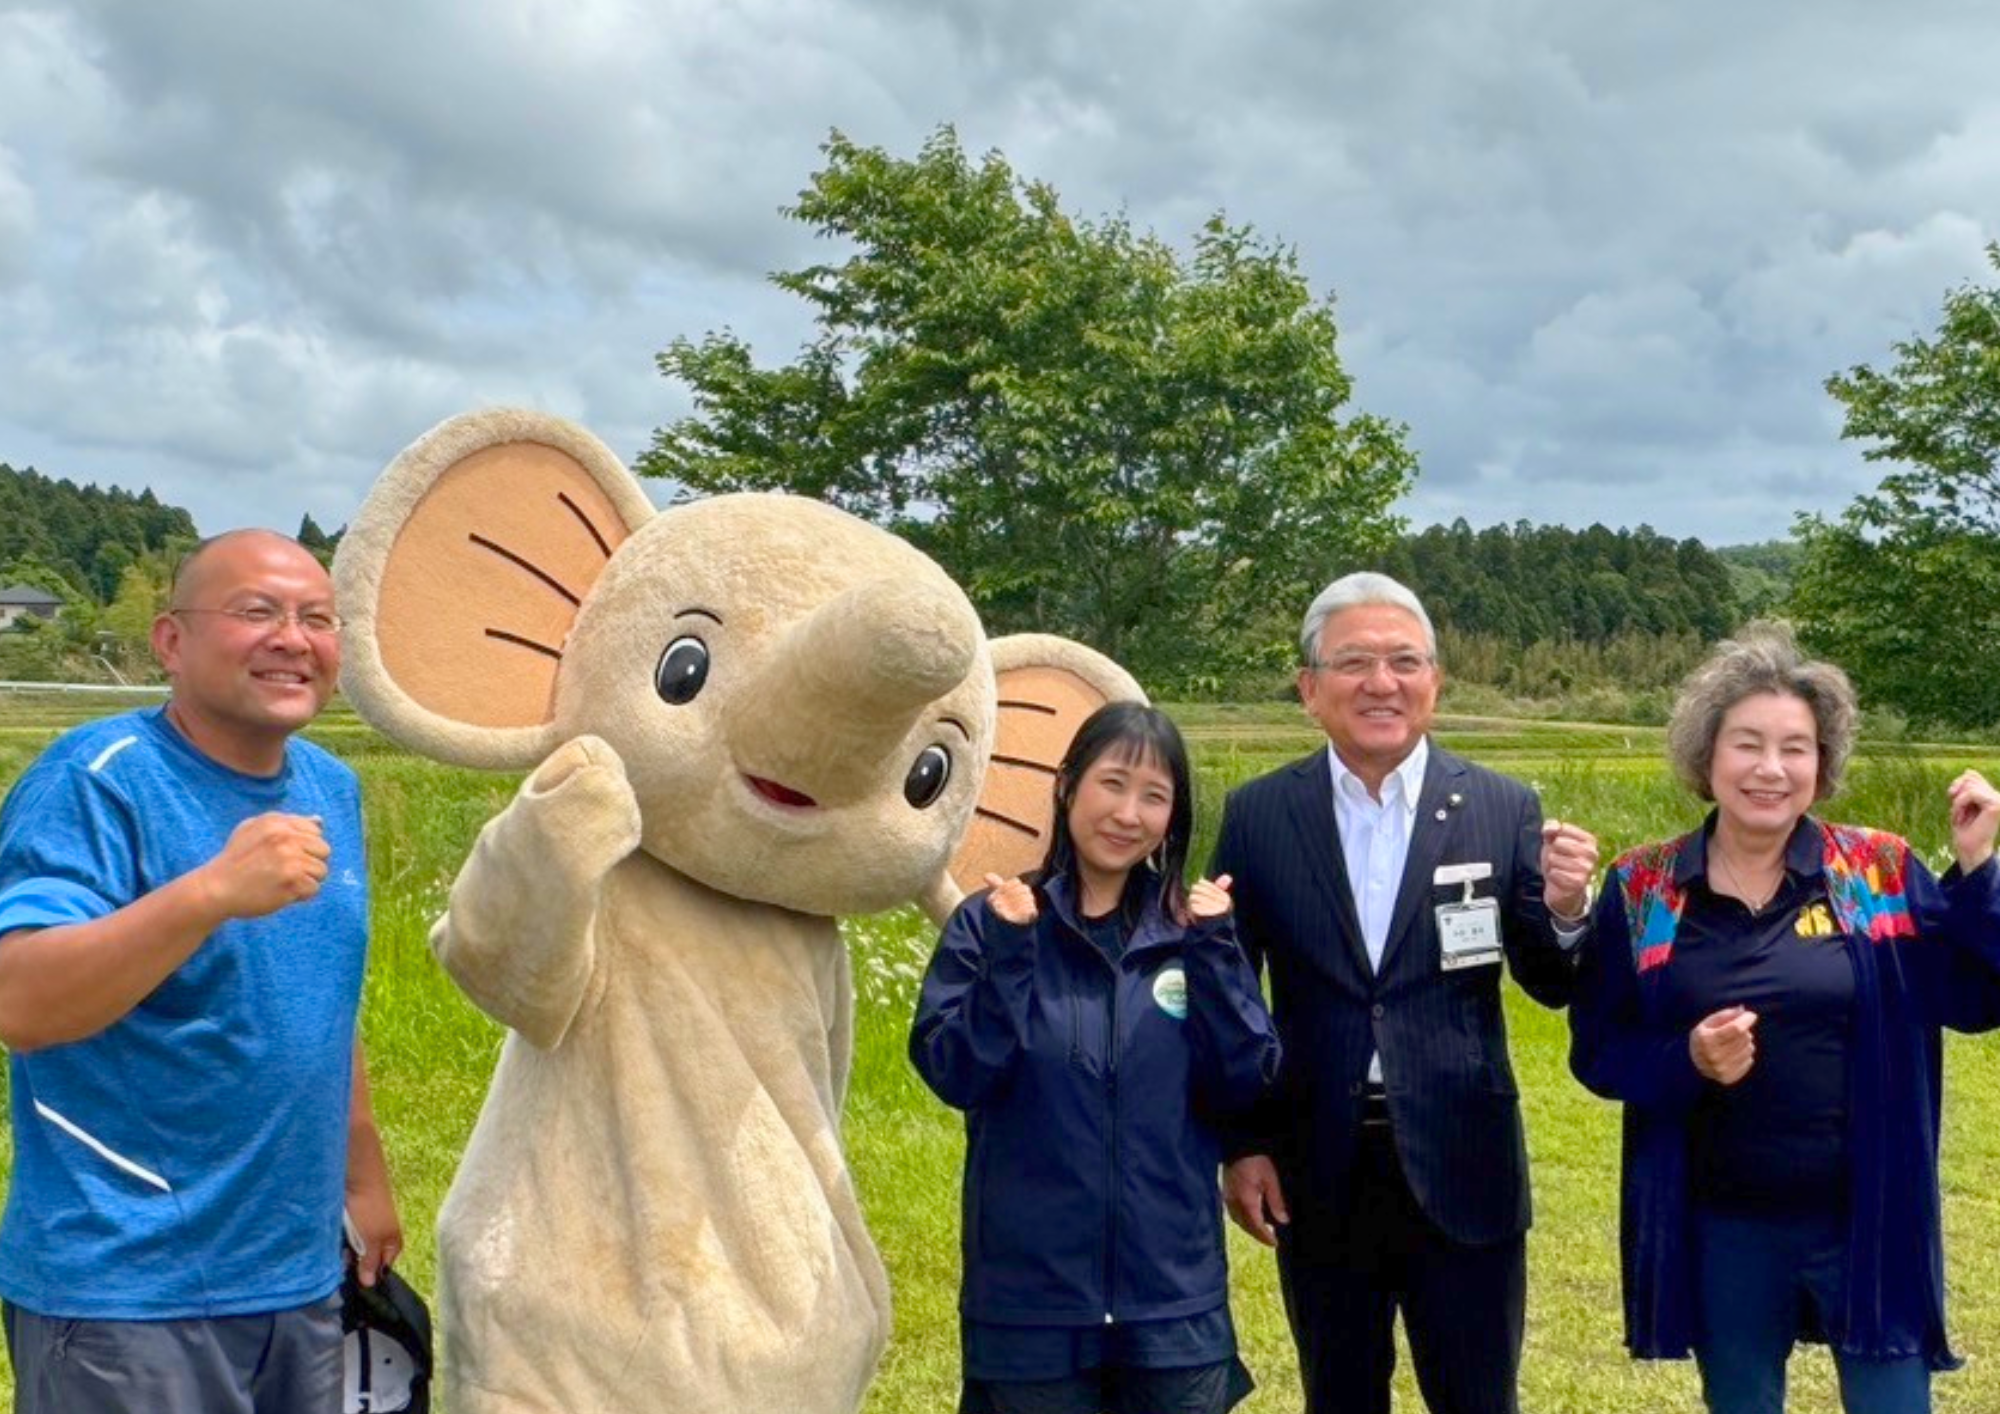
[1448,793,1463,808]
[1434,808,1448,822]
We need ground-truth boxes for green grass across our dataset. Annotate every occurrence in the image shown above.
[5,701,2000,1410]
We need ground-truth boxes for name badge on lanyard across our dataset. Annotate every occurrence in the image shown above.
[1434,861,1501,971]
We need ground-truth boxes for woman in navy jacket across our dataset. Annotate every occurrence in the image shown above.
[912,702,1280,1414]
[1568,626,2000,1414]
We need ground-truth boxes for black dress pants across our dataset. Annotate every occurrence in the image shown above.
[1276,1123,1525,1414]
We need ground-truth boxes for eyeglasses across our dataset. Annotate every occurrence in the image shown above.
[1308,651,1434,680]
[172,605,343,636]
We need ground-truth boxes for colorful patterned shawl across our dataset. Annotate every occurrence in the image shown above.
[1616,820,1916,975]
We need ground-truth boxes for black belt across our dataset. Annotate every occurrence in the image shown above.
[1360,1084,1391,1129]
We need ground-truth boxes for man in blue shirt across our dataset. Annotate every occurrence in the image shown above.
[0,530,400,1414]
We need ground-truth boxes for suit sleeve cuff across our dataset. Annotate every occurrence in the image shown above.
[1549,883,1594,945]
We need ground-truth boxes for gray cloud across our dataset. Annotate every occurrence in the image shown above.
[0,0,1996,549]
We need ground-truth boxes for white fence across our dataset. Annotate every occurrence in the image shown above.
[0,681,167,695]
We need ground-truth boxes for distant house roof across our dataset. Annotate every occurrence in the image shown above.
[0,585,64,608]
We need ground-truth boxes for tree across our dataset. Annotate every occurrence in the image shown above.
[1373,520,1736,647]
[296,513,344,566]
[100,559,171,669]
[1792,243,2000,727]
[0,614,66,681]
[642,128,1415,691]
[0,554,86,612]
[0,462,198,608]
[1716,540,1802,621]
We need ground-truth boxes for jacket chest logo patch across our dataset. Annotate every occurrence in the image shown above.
[1152,966,1187,1020]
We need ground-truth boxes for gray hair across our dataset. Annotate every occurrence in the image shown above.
[1299,572,1438,664]
[1665,621,1859,803]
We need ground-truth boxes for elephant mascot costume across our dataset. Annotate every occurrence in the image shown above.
[332,409,1141,1414]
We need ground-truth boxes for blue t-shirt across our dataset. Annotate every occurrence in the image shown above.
[0,708,369,1319]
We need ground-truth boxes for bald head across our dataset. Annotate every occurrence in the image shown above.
[171,530,322,609]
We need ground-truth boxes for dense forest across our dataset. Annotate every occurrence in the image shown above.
[0,461,1802,723]
[1713,540,1801,620]
[3,465,1763,646]
[1372,520,1738,645]
[0,462,200,603]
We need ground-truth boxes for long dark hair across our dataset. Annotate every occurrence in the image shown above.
[1038,702,1194,921]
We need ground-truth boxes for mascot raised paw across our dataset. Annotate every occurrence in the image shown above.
[332,409,1140,1414]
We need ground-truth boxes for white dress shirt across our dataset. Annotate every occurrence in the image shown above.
[1327,738,1429,1085]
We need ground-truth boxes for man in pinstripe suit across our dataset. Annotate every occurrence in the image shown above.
[1211,572,1597,1414]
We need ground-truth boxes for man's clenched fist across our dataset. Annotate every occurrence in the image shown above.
[200,813,332,919]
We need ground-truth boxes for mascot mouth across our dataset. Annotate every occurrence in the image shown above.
[745,774,818,810]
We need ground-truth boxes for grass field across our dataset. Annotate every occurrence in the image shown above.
[4,691,2000,1411]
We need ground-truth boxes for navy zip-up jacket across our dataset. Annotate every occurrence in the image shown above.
[1570,818,2000,1366]
[911,873,1281,1326]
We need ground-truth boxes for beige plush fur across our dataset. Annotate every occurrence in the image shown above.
[333,409,1140,1413]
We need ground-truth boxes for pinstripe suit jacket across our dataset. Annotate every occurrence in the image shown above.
[1210,742,1577,1248]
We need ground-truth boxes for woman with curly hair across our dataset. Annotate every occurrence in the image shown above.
[1569,623,2000,1414]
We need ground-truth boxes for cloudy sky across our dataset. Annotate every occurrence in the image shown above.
[2,0,1996,549]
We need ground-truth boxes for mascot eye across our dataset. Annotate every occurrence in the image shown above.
[904,744,952,809]
[654,637,710,705]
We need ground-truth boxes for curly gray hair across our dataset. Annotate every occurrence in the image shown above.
[1665,621,1859,803]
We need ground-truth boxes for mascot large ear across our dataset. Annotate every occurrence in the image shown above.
[333,408,657,769]
[925,635,1145,920]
